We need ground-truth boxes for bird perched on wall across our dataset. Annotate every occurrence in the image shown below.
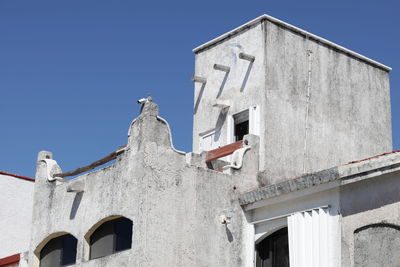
[137,95,153,112]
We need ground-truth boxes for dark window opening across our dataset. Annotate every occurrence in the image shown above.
[256,227,289,267]
[235,120,249,141]
[40,234,77,267]
[89,217,133,260]
[234,110,249,141]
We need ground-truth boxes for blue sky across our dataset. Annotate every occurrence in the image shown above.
[1,0,399,177]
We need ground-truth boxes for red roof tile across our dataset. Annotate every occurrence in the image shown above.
[0,253,20,267]
[345,150,400,165]
[0,171,34,182]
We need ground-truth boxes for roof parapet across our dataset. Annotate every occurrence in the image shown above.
[239,151,400,207]
[193,14,391,72]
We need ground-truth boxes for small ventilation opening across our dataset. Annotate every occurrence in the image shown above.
[234,110,249,141]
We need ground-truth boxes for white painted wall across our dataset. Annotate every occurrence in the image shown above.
[0,174,34,258]
[193,16,392,185]
[193,21,266,153]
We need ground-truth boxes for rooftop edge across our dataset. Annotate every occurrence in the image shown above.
[193,14,391,72]
[0,171,35,182]
[239,151,400,206]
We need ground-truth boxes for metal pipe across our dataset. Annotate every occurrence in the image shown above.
[239,52,255,62]
[53,145,126,178]
[213,64,230,72]
[191,75,207,84]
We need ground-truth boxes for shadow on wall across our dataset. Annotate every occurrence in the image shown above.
[194,82,206,114]
[216,71,230,98]
[225,225,234,243]
[70,192,83,220]
[240,60,254,92]
[214,110,228,140]
[340,171,400,217]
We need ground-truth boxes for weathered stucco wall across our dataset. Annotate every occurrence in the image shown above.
[27,15,395,267]
[29,102,254,267]
[263,20,392,184]
[0,174,34,258]
[193,21,266,154]
[340,171,400,266]
[239,151,400,267]
[354,224,400,267]
[193,16,392,187]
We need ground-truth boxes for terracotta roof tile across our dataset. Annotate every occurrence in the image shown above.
[0,253,20,267]
[345,150,400,165]
[0,171,34,182]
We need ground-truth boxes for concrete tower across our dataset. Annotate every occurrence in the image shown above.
[192,15,392,184]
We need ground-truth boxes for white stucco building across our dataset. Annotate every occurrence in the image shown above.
[2,14,399,267]
[0,171,34,266]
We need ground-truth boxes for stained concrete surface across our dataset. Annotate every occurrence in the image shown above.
[354,224,400,267]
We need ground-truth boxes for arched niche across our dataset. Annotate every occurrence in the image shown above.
[354,223,400,266]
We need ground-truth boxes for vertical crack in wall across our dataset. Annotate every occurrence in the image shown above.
[303,36,313,174]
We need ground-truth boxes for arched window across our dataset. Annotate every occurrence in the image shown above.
[39,234,77,267]
[256,227,289,267]
[89,216,133,260]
